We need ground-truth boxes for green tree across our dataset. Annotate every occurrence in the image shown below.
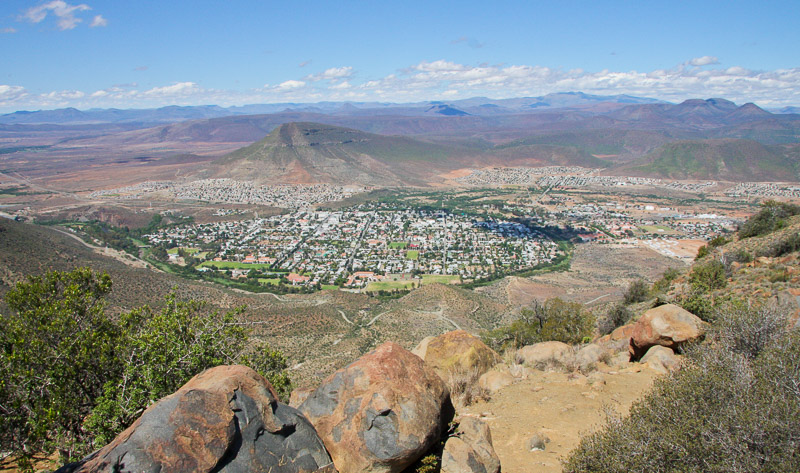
[0,268,292,468]
[0,268,122,465]
[483,298,595,350]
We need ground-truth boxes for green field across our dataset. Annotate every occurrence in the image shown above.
[421,274,461,285]
[168,247,200,255]
[388,241,409,249]
[365,280,416,292]
[198,261,274,270]
[639,225,678,235]
[258,278,280,285]
[321,285,340,291]
[406,250,419,260]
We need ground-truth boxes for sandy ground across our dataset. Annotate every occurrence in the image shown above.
[463,366,659,473]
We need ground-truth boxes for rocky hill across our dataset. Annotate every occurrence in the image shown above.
[212,122,462,186]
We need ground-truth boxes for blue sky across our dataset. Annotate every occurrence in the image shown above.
[1,0,799,112]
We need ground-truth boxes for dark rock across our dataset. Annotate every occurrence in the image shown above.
[58,365,333,473]
[300,342,451,473]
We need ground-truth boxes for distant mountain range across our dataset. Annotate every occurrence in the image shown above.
[2,95,799,183]
[0,92,668,125]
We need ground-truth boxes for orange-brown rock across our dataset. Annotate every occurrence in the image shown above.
[299,342,452,473]
[516,341,574,371]
[630,304,707,359]
[59,365,333,473]
[441,417,500,473]
[414,330,501,380]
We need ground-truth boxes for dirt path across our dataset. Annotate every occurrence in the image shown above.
[463,367,658,473]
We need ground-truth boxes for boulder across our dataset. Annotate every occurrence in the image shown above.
[575,344,609,372]
[59,365,333,473]
[528,432,550,452]
[415,330,501,380]
[289,386,316,408]
[299,342,452,473]
[630,304,707,359]
[478,369,515,394]
[441,417,500,473]
[516,341,574,371]
[640,345,681,374]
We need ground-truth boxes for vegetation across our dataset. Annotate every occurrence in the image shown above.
[483,298,595,351]
[0,268,290,469]
[598,304,632,336]
[738,200,800,239]
[563,303,799,473]
[622,279,650,305]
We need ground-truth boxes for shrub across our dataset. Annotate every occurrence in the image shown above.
[563,305,799,473]
[689,259,727,293]
[651,267,680,294]
[483,298,595,350]
[598,304,632,335]
[676,290,715,322]
[622,279,650,304]
[695,244,710,260]
[708,235,730,248]
[0,268,291,467]
[738,200,800,239]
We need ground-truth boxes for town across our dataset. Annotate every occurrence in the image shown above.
[142,209,563,290]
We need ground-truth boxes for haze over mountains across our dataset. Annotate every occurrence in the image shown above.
[1,93,799,184]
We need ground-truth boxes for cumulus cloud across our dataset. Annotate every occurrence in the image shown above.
[4,57,800,113]
[90,14,107,27]
[306,66,353,82]
[22,1,93,30]
[689,56,720,66]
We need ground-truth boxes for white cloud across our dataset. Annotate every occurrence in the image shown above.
[90,15,107,27]
[1,27,17,34]
[3,57,800,113]
[306,66,353,82]
[275,80,306,91]
[21,1,98,30]
[0,85,29,106]
[143,82,201,97]
[689,56,720,67]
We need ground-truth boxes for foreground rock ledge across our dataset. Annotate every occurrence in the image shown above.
[300,342,453,473]
[58,365,333,473]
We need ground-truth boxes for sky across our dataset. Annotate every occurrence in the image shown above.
[1,0,799,113]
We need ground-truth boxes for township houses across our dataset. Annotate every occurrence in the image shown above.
[287,273,310,285]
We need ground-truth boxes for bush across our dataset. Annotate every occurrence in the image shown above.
[695,244,710,260]
[0,268,291,467]
[622,279,650,305]
[651,267,680,294]
[689,259,727,293]
[483,298,595,350]
[738,200,800,239]
[563,305,799,473]
[598,304,632,335]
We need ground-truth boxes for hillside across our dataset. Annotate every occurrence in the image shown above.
[617,138,798,181]
[212,122,465,185]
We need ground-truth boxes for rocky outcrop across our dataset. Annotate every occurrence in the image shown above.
[630,304,707,359]
[516,341,574,371]
[413,330,501,380]
[299,342,452,473]
[575,344,609,372]
[478,368,515,393]
[441,417,500,473]
[640,345,682,373]
[59,365,333,473]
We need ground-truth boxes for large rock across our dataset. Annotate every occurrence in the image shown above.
[516,341,574,371]
[300,342,452,473]
[414,330,501,380]
[640,345,682,374]
[630,304,707,359]
[60,365,333,473]
[478,368,515,394]
[441,417,500,473]
[575,343,609,372]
